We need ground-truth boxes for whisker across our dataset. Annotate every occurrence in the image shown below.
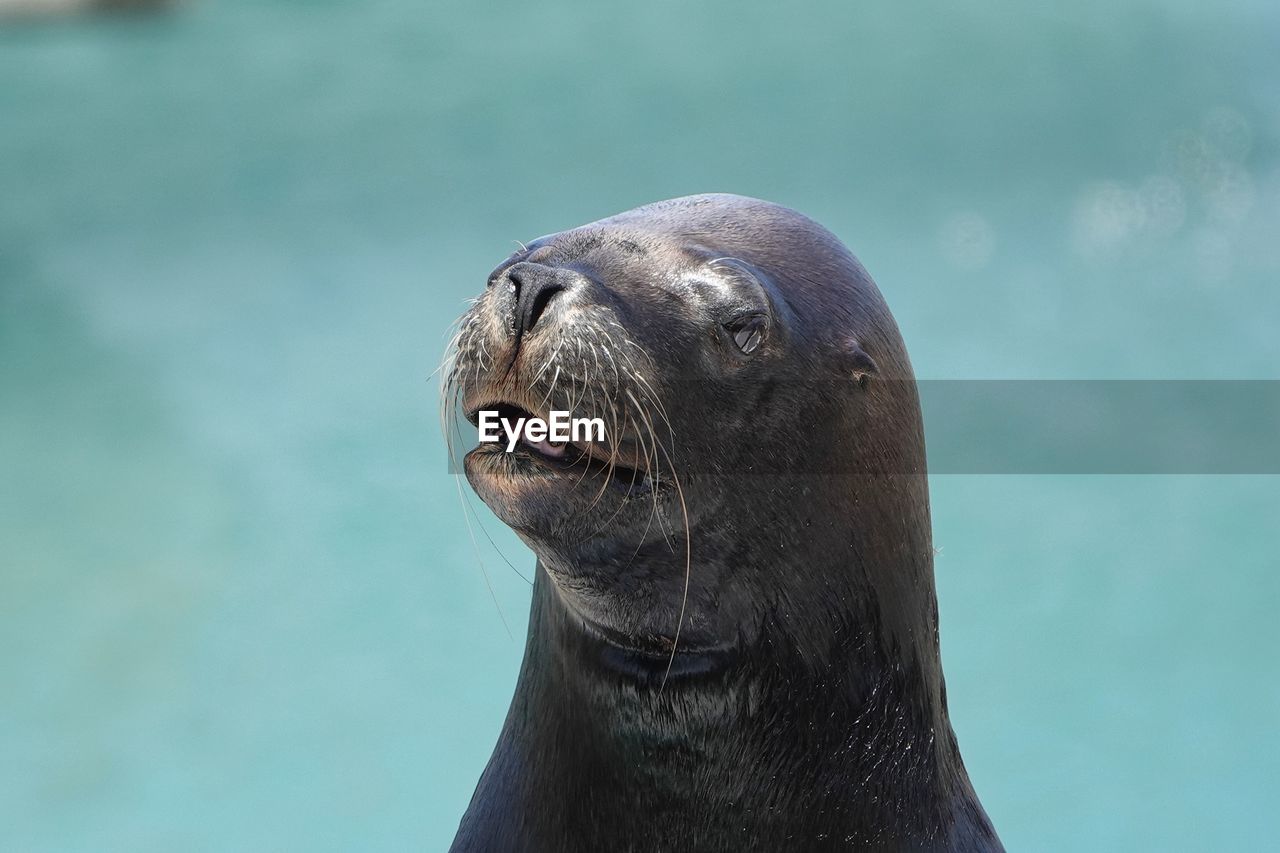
[654,429,691,693]
[450,413,533,585]
[453,472,514,640]
[627,391,674,547]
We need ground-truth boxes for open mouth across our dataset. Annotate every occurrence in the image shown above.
[464,401,658,492]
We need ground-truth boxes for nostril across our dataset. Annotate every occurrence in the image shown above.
[525,281,564,331]
[502,262,570,339]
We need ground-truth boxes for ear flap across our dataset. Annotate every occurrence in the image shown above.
[847,339,879,387]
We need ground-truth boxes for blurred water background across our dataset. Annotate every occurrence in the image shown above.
[2,1,1278,850]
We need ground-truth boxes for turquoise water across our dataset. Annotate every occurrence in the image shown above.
[2,1,1278,850]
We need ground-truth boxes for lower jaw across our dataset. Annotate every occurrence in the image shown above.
[467,445,662,497]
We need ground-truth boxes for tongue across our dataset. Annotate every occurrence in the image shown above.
[525,437,567,458]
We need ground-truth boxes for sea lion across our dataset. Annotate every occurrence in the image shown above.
[443,194,1002,851]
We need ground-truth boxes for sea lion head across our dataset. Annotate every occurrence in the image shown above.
[445,194,932,670]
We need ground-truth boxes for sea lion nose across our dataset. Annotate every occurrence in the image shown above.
[499,261,568,340]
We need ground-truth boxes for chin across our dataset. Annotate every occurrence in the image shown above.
[462,444,651,538]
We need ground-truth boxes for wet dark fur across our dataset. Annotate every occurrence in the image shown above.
[445,195,1002,851]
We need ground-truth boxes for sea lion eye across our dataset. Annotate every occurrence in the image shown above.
[726,316,765,354]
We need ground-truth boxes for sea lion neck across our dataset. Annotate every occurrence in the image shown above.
[532,469,948,700]
[476,570,983,850]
